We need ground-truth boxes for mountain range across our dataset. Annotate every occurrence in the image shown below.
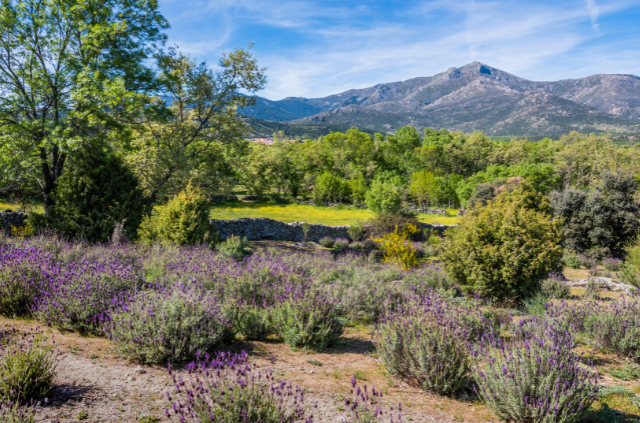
[242,62,640,136]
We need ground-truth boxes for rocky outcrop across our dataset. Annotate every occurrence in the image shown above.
[564,277,634,293]
[0,209,28,233]
[210,218,455,242]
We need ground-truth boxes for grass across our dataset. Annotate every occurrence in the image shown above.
[0,201,44,214]
[209,201,461,226]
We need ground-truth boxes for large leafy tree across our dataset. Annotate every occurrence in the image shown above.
[0,0,168,212]
[126,48,266,206]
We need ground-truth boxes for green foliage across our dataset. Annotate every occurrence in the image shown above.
[540,278,571,299]
[583,279,602,300]
[218,235,253,261]
[563,254,581,269]
[550,173,640,257]
[270,294,344,352]
[0,329,56,403]
[138,184,212,246]
[0,401,36,423]
[622,235,640,288]
[607,364,640,381]
[348,224,365,241]
[441,185,564,302]
[313,171,351,203]
[365,180,403,215]
[45,147,145,242]
[319,237,335,248]
[408,170,436,206]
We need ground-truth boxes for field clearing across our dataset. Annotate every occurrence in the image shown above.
[209,201,461,225]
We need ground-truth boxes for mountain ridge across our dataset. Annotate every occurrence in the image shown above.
[241,62,640,136]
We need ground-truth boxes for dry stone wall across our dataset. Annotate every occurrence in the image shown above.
[210,217,454,242]
[1,209,28,233]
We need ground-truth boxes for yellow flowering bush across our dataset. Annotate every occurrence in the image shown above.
[10,225,33,239]
[375,224,422,270]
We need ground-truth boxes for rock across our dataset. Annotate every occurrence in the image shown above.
[565,277,634,293]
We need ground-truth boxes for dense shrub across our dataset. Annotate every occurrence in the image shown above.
[270,291,344,351]
[168,351,310,423]
[622,236,640,287]
[343,376,402,423]
[319,236,335,248]
[374,294,475,395]
[540,277,571,299]
[43,146,145,242]
[441,185,564,302]
[474,322,599,423]
[375,224,422,270]
[364,213,421,239]
[218,235,252,261]
[107,284,232,364]
[583,279,602,300]
[578,253,599,269]
[603,257,622,271]
[583,298,640,362]
[138,183,213,246]
[334,238,350,250]
[0,401,36,423]
[365,181,403,215]
[563,254,581,269]
[314,171,352,203]
[348,224,365,241]
[550,173,640,257]
[0,329,56,403]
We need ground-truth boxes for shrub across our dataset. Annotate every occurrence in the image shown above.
[107,284,232,364]
[365,213,421,239]
[375,224,422,270]
[441,184,564,303]
[167,351,310,423]
[44,145,145,242]
[583,298,640,362]
[474,323,599,423]
[540,277,570,299]
[319,237,334,248]
[0,329,56,403]
[583,279,602,300]
[218,235,252,261]
[550,174,640,257]
[314,171,351,203]
[603,257,623,271]
[348,224,365,241]
[270,292,344,351]
[138,183,212,246]
[0,401,36,423]
[578,254,599,269]
[622,235,640,288]
[334,238,350,250]
[365,181,403,215]
[343,376,402,423]
[563,254,581,269]
[374,294,473,395]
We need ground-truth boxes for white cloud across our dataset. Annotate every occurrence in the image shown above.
[585,0,601,32]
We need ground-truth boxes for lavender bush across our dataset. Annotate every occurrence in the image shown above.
[0,328,56,403]
[107,283,233,364]
[583,278,602,299]
[319,237,334,248]
[0,401,36,423]
[166,351,312,423]
[540,276,570,299]
[603,257,623,272]
[474,323,599,423]
[583,297,640,362]
[373,293,474,395]
[342,376,401,423]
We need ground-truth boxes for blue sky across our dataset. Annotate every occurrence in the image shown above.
[158,0,640,100]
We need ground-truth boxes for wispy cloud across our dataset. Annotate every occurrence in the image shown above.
[158,0,640,99]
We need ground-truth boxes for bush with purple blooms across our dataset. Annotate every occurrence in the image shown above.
[319,237,335,248]
[106,283,233,364]
[343,376,402,423]
[373,293,475,395]
[474,322,599,423]
[0,328,57,403]
[583,297,640,362]
[166,351,312,423]
[270,291,344,351]
[540,277,570,299]
[603,257,623,272]
[0,401,36,423]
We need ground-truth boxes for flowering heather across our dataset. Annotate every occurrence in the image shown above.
[474,322,599,423]
[0,328,56,403]
[583,297,640,362]
[342,376,402,423]
[167,351,312,423]
[603,257,623,271]
[373,293,476,395]
[106,283,232,364]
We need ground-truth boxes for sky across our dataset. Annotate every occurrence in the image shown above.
[157,0,640,100]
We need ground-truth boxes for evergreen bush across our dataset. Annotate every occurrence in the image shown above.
[45,146,145,242]
[138,183,213,246]
[218,235,253,261]
[365,181,403,215]
[441,184,564,303]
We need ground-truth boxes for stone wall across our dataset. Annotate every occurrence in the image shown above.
[210,217,455,242]
[0,209,28,233]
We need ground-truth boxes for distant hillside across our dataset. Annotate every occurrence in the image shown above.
[241,62,640,136]
[242,115,374,139]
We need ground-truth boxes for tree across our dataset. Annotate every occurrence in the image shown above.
[409,171,436,207]
[365,181,403,215]
[314,172,351,204]
[127,48,265,206]
[0,0,168,212]
[550,173,640,257]
[441,184,564,302]
[43,145,145,242]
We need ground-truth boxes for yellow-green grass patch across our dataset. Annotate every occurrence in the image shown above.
[209,202,461,226]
